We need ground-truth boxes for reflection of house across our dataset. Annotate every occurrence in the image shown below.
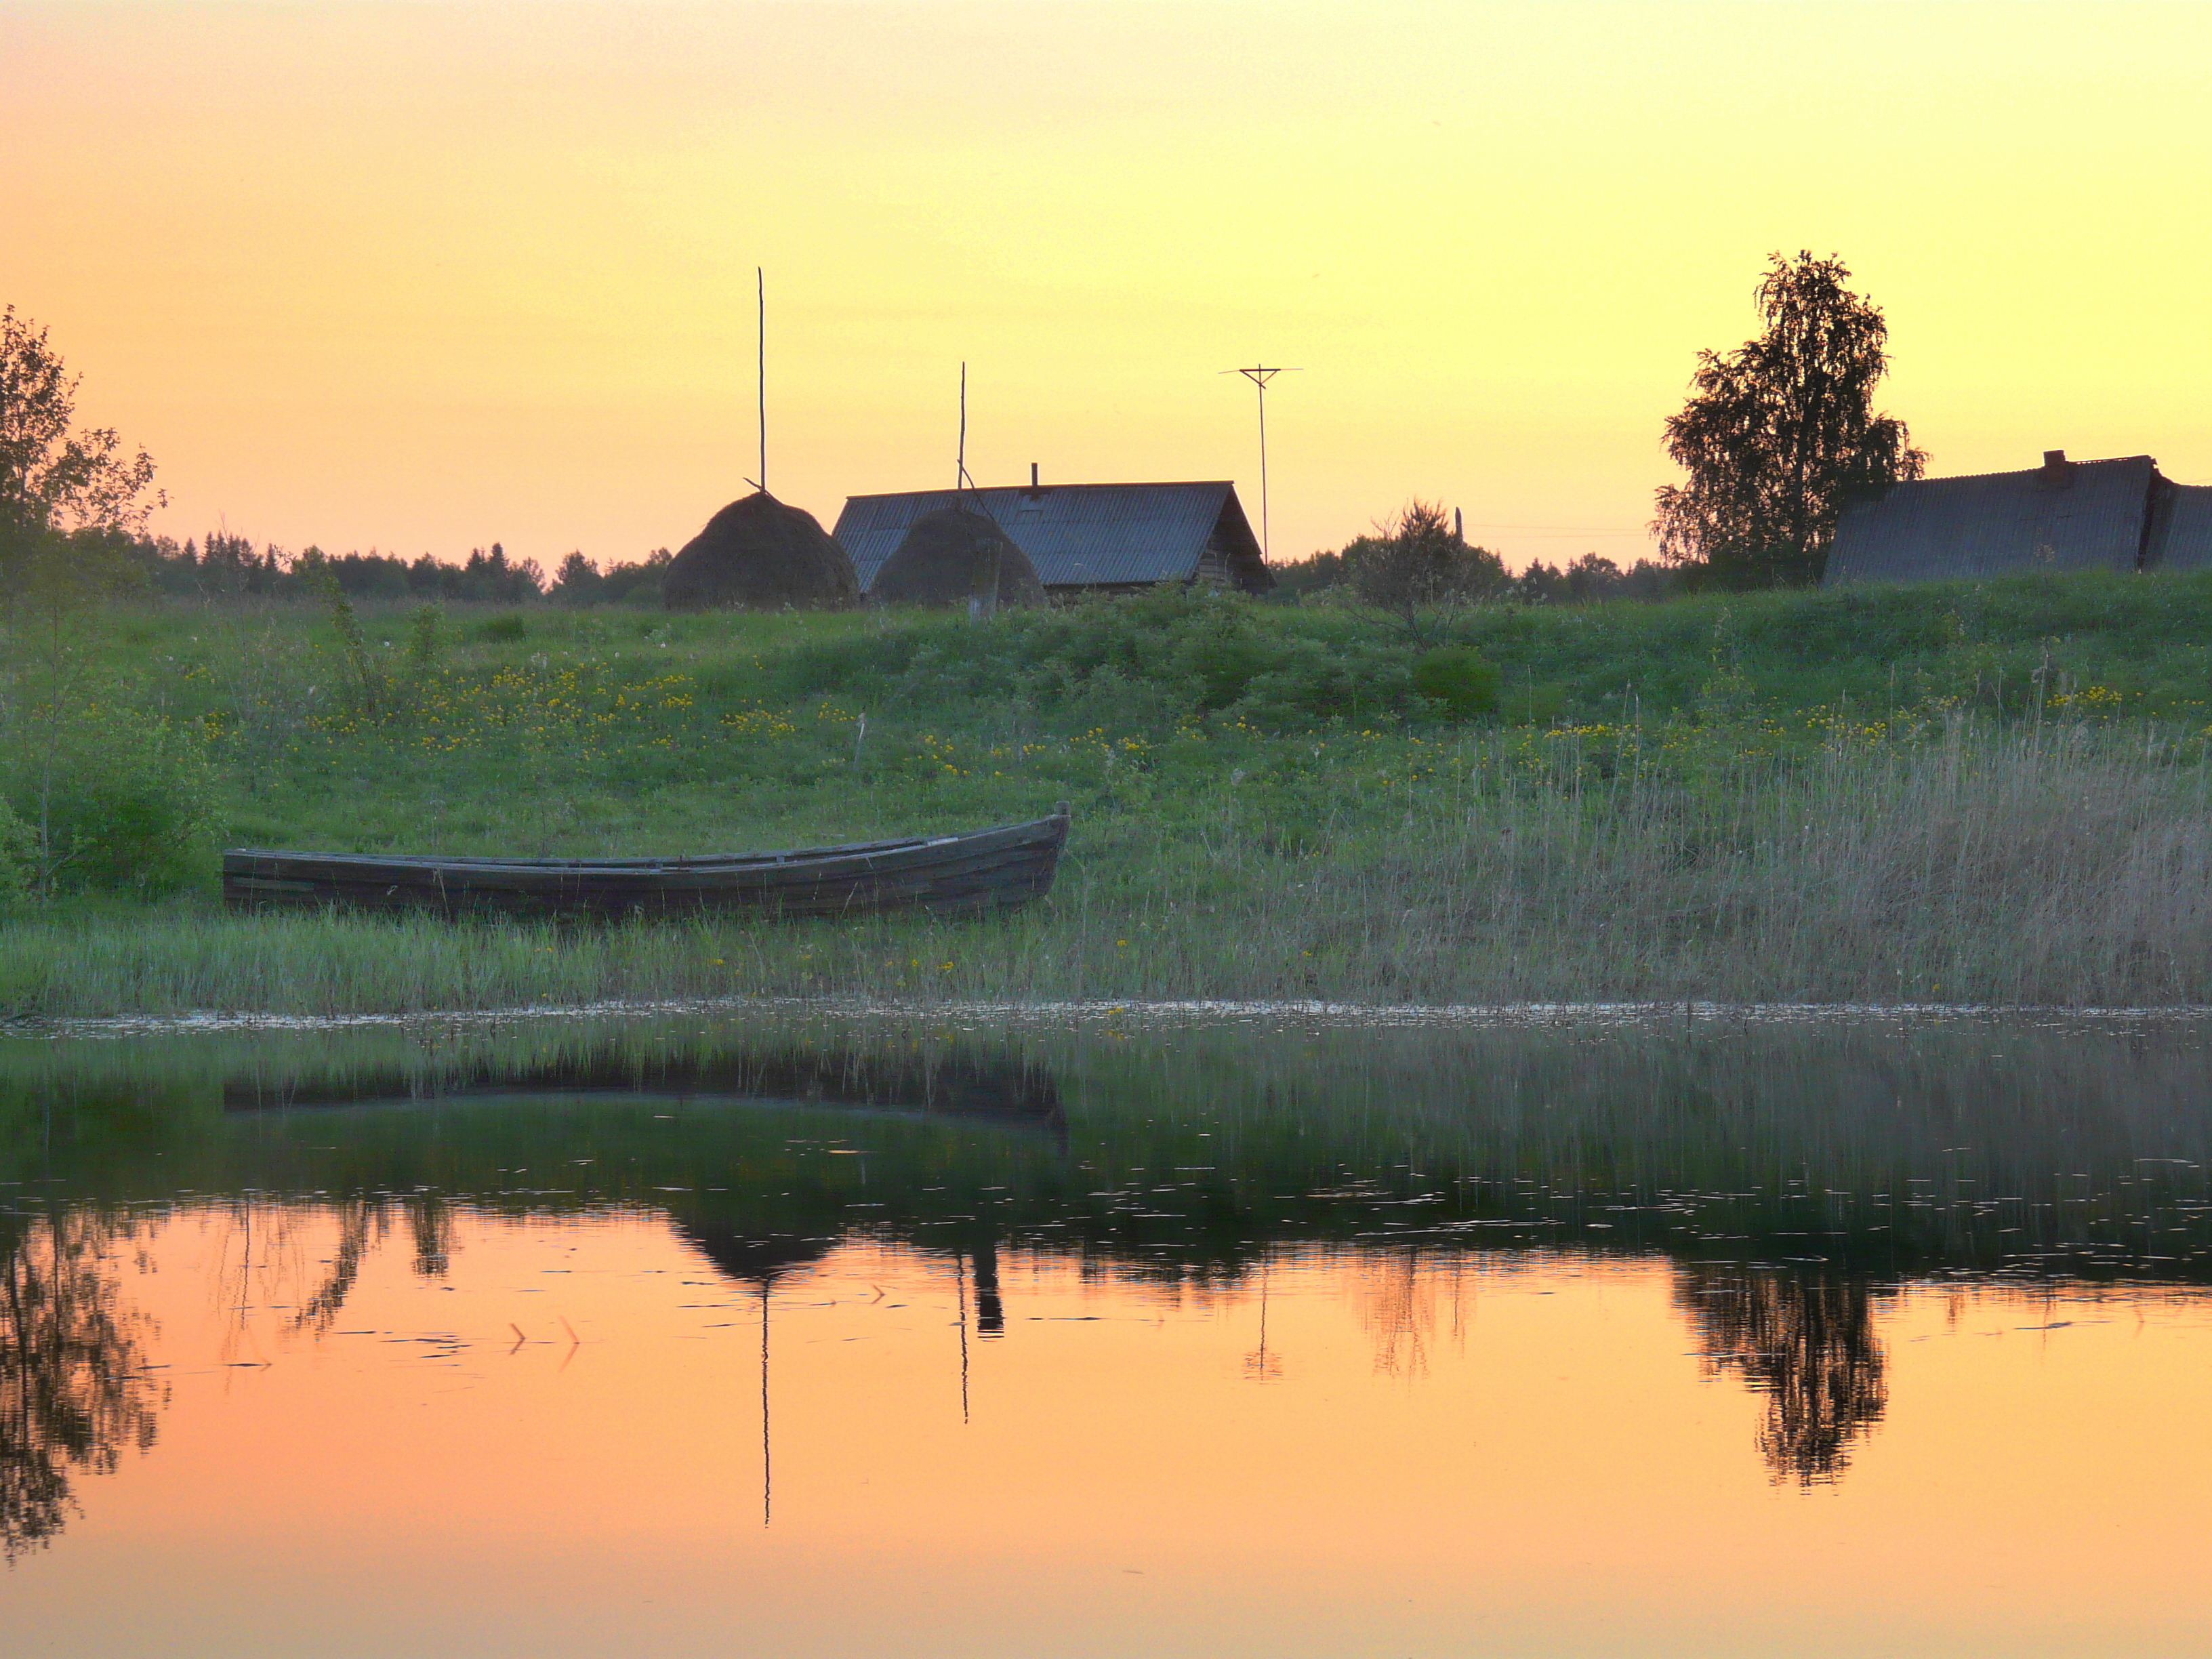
[834,481,1272,599]
[1826,450,2212,585]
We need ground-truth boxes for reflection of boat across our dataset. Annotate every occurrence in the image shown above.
[222,809,1070,921]
[220,1042,1065,1134]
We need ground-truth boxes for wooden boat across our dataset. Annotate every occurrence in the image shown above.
[222,806,1069,922]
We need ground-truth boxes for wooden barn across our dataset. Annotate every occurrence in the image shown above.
[1825,449,2212,585]
[833,480,1272,600]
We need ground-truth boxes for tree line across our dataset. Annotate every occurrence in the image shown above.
[1270,529,1677,610]
[130,534,673,606]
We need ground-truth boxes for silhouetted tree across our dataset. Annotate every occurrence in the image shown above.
[597,548,672,607]
[1343,501,1508,639]
[1513,552,1677,605]
[550,552,601,604]
[1258,548,1349,602]
[1654,253,1925,588]
[0,306,163,583]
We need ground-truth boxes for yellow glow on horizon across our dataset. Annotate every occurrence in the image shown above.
[5,1,2210,573]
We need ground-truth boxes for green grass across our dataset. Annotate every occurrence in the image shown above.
[7,572,2212,1015]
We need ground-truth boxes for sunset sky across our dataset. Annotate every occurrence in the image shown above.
[5,1,2209,573]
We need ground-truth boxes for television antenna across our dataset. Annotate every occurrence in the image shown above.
[1220,364,1300,563]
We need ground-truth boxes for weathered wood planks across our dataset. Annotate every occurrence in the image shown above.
[222,808,1071,922]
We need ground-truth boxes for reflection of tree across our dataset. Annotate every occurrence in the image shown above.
[291,1200,374,1336]
[288,1197,455,1336]
[409,1197,453,1279]
[0,1212,164,1560]
[1677,1267,1889,1485]
[1352,1251,1435,1379]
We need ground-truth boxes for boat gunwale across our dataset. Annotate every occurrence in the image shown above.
[223,813,1067,884]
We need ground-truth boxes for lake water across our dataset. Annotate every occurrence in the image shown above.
[3,1008,2209,1657]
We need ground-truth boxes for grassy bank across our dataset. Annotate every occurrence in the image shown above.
[5,574,2212,1015]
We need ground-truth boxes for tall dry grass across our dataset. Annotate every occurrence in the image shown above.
[3,718,2206,1017]
[1325,715,2212,1005]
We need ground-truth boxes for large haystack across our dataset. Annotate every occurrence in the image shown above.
[662,491,859,611]
[869,505,1046,611]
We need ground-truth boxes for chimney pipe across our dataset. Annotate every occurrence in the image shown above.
[1030,462,1040,489]
[2042,448,2075,487]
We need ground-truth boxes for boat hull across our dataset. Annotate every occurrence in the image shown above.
[222,811,1069,922]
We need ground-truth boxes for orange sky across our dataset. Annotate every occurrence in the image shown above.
[5,1,2211,573]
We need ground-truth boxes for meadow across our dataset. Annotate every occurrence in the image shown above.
[5,569,2211,1016]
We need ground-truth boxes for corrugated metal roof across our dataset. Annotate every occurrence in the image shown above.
[1826,456,2156,585]
[2149,483,2212,571]
[834,482,1268,593]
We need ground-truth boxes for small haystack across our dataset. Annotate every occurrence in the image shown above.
[869,505,1046,611]
[662,491,859,611]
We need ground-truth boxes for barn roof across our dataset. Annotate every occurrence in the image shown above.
[1826,455,2158,585]
[833,481,1271,594]
[2150,483,2212,571]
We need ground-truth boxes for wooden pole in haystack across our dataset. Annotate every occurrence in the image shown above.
[756,268,768,495]
[955,364,1000,617]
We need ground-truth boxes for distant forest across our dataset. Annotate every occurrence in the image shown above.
[130,533,673,605]
[1267,546,1679,605]
[126,531,1677,608]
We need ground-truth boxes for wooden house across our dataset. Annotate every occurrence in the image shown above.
[1826,450,2212,585]
[834,480,1272,600]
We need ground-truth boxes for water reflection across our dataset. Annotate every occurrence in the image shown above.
[289,1196,457,1335]
[1,1006,2210,1577]
[1677,1267,1890,1484]
[0,1210,163,1560]
[221,1037,1064,1134]
[1351,1251,1454,1380]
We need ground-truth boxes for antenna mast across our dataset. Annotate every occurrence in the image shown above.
[1221,364,1300,563]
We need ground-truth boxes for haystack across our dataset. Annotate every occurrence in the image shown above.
[662,491,859,611]
[869,506,1046,611]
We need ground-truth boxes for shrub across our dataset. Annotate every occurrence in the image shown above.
[473,614,527,644]
[405,604,447,671]
[1181,626,1278,710]
[3,702,218,897]
[773,586,1472,733]
[1412,644,1501,718]
[315,567,387,718]
[1342,502,1510,638]
[0,797,32,908]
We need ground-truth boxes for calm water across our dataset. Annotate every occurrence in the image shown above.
[3,1009,2211,1657]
